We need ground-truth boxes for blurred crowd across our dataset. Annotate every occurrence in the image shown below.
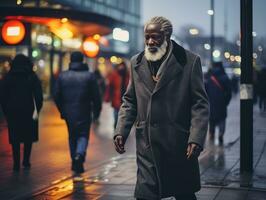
[0,52,266,173]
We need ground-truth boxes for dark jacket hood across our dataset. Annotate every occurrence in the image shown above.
[69,62,89,71]
[10,54,33,73]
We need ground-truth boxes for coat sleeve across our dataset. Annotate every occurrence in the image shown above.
[114,60,137,143]
[33,74,43,113]
[53,75,63,117]
[189,56,210,148]
[0,78,7,115]
[223,75,232,106]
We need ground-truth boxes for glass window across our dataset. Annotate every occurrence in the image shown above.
[117,0,125,10]
[109,8,122,20]
[84,0,92,8]
[135,0,140,15]
[106,0,117,6]
[93,3,105,14]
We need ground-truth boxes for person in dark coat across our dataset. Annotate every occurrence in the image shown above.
[0,54,43,171]
[257,68,266,112]
[205,62,232,144]
[54,51,102,174]
[113,17,209,200]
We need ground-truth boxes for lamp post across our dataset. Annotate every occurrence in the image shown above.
[240,0,253,174]
[209,0,215,67]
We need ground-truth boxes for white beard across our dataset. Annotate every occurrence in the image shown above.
[144,40,168,62]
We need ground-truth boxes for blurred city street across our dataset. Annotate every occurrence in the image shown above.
[1,0,265,199]
[0,95,266,200]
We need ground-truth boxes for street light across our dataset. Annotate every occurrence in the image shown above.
[212,49,221,58]
[224,52,230,59]
[207,9,214,15]
[17,0,22,5]
[204,43,211,50]
[189,28,199,35]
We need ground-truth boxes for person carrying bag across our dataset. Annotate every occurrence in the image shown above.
[0,54,43,171]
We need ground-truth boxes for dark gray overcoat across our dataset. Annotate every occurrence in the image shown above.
[115,41,209,199]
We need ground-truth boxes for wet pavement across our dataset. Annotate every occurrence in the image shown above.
[0,95,266,200]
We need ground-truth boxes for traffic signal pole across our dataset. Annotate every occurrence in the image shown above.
[240,0,253,173]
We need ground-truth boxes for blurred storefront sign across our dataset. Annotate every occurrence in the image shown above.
[82,37,99,58]
[1,20,26,45]
[112,28,129,42]
[62,38,82,49]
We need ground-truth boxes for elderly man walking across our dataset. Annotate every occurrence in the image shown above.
[113,17,209,200]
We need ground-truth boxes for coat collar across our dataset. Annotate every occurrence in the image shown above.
[134,40,187,94]
[134,52,155,92]
[69,62,89,71]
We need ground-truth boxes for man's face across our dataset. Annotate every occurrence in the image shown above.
[144,24,165,53]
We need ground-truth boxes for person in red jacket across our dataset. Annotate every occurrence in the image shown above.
[105,61,129,128]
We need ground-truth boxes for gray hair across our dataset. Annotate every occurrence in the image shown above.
[144,16,173,39]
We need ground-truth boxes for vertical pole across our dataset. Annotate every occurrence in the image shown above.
[240,0,253,173]
[50,34,55,98]
[210,0,215,66]
[224,0,228,49]
[27,23,32,60]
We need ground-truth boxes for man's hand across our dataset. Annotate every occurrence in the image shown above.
[186,143,202,159]
[114,135,125,154]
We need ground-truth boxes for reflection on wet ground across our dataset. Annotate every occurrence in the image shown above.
[1,97,266,199]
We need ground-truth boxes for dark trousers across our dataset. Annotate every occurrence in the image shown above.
[209,119,226,137]
[137,194,197,200]
[12,142,32,166]
[68,135,88,162]
[66,120,90,162]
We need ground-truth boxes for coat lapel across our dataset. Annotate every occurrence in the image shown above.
[133,41,187,94]
[153,53,183,94]
[134,55,155,93]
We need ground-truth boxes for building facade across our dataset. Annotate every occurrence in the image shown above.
[0,0,142,98]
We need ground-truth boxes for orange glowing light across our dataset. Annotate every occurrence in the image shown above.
[82,37,99,58]
[93,34,101,41]
[1,20,26,44]
[51,27,73,39]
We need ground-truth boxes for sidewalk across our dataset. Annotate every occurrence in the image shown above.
[0,96,266,200]
[27,154,266,200]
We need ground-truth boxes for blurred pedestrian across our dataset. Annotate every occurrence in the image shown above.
[104,61,129,128]
[205,61,232,144]
[94,68,106,100]
[257,67,266,112]
[54,51,102,174]
[93,68,105,125]
[252,61,260,104]
[113,17,209,200]
[0,54,43,171]
[231,73,239,95]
